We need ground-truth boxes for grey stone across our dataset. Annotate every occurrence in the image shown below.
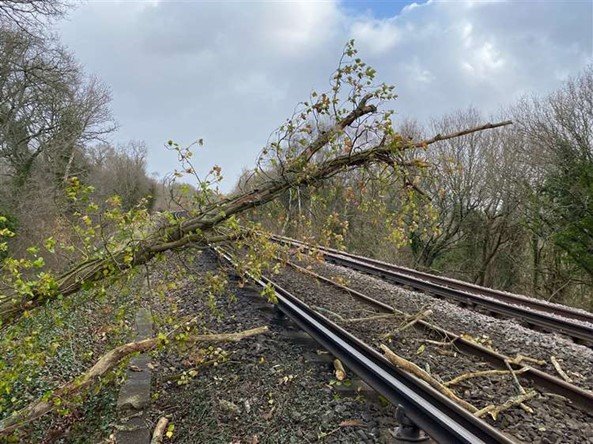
[115,308,154,444]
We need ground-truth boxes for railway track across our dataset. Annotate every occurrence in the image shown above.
[272,235,593,347]
[214,246,515,444]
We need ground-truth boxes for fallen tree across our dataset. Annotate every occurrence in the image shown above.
[0,43,512,438]
[0,53,511,325]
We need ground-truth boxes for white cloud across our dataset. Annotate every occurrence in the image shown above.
[351,19,401,55]
[57,0,592,191]
[263,1,339,52]
[404,59,435,84]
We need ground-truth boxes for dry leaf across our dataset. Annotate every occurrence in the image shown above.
[339,419,365,427]
[262,406,275,420]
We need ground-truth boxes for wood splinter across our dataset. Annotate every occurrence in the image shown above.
[475,391,537,420]
[151,417,170,444]
[334,358,347,381]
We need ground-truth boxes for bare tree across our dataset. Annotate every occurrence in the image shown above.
[0,28,114,191]
[88,142,157,211]
[0,0,71,32]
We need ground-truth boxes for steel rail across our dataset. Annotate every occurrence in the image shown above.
[214,246,514,444]
[272,236,593,346]
[284,260,593,411]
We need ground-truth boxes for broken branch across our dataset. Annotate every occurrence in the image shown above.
[150,417,170,444]
[380,344,478,413]
[0,120,512,326]
[0,326,268,436]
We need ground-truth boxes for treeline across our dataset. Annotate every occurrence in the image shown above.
[242,68,593,311]
[0,3,163,263]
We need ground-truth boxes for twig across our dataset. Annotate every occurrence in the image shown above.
[504,359,526,395]
[475,391,537,420]
[550,356,572,383]
[399,309,433,332]
[444,370,513,387]
[416,339,455,347]
[502,359,535,413]
[381,309,433,339]
[345,313,397,323]
[473,405,496,418]
[508,354,546,366]
[312,306,345,322]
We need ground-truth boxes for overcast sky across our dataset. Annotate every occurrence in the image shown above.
[58,0,593,192]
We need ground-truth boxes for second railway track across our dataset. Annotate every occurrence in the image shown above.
[282,259,593,411]
[272,235,593,347]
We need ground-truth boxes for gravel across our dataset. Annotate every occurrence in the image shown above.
[342,253,593,324]
[310,259,593,391]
